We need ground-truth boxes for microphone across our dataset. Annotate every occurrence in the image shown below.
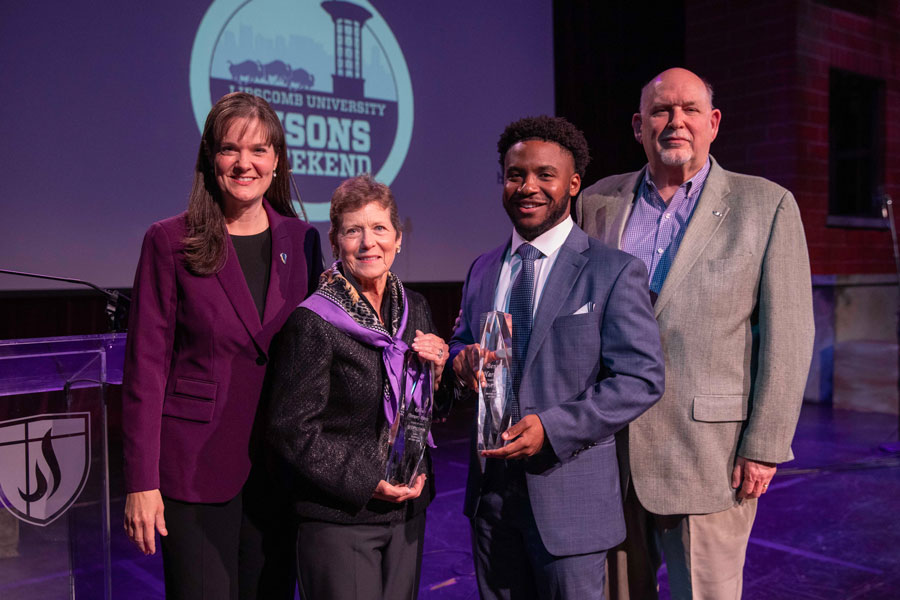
[0,269,130,332]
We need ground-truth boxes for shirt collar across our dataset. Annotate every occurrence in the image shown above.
[510,216,573,259]
[643,156,712,201]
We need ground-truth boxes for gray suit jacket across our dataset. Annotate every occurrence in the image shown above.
[449,225,665,555]
[574,157,815,515]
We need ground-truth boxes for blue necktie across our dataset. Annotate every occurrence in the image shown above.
[509,243,543,423]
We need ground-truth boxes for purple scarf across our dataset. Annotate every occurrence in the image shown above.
[299,263,434,446]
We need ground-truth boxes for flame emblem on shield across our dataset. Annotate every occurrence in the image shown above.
[0,413,90,527]
[18,430,63,503]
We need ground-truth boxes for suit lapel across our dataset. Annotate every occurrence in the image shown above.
[523,227,589,375]
[653,160,732,317]
[217,200,292,350]
[473,242,507,321]
[611,169,644,247]
[216,237,264,343]
[261,204,291,326]
[582,168,643,248]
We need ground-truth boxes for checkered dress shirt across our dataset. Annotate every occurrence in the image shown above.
[621,159,711,294]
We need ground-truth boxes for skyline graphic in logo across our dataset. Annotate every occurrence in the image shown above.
[0,413,91,527]
[190,0,414,222]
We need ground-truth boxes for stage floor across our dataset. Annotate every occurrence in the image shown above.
[1,402,898,599]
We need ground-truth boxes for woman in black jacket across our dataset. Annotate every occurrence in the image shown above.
[266,174,449,599]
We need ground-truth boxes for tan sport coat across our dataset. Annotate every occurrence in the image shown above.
[574,157,815,515]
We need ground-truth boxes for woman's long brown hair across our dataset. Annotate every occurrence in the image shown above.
[183,92,296,275]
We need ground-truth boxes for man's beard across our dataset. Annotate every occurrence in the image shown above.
[509,192,571,241]
[659,146,693,167]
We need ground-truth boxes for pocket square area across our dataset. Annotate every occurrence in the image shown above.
[572,302,594,315]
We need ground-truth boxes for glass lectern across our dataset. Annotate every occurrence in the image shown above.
[0,334,125,599]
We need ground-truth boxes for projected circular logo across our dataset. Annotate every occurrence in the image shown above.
[190,0,414,222]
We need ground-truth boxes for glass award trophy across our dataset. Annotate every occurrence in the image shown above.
[477,311,513,452]
[384,351,434,487]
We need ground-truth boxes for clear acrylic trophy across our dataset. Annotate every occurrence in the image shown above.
[477,311,513,452]
[384,351,434,487]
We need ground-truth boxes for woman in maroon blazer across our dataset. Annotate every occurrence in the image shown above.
[121,92,322,599]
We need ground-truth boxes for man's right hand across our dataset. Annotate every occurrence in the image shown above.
[124,489,167,555]
[452,343,487,390]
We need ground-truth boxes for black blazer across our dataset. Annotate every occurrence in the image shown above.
[265,289,438,524]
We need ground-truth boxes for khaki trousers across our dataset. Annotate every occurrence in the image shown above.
[606,482,757,600]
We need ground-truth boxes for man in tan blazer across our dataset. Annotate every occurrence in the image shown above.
[574,68,815,599]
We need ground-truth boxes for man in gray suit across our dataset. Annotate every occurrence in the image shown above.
[451,116,665,599]
[574,68,815,599]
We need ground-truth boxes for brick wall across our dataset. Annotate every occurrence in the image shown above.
[685,0,900,275]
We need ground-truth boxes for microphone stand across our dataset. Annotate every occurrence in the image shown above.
[0,269,130,333]
[288,169,310,222]
[879,194,900,453]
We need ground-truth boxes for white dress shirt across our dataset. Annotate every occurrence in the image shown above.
[493,216,574,316]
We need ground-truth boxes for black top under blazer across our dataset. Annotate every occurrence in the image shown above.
[265,289,437,525]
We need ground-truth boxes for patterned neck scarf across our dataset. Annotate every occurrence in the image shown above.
[299,262,432,446]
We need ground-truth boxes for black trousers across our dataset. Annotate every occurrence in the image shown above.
[160,470,296,600]
[295,511,426,600]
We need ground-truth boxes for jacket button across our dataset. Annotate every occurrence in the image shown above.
[256,355,267,366]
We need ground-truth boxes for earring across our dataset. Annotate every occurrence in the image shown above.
[273,171,277,178]
[396,245,402,254]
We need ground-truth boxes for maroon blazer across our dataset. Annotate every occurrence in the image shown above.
[121,201,323,503]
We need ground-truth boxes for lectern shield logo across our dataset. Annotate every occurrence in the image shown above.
[0,413,90,527]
